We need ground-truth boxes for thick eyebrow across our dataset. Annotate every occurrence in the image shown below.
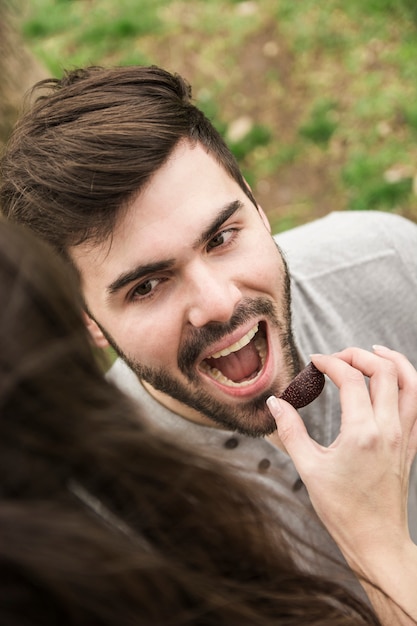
[193,199,244,248]
[107,259,175,296]
[106,199,244,297]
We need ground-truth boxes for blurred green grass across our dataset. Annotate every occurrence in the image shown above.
[21,0,417,232]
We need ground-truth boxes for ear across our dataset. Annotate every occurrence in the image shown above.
[83,312,109,348]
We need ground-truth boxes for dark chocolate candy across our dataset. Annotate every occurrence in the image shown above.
[279,362,325,409]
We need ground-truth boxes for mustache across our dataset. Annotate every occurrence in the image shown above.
[178,297,279,376]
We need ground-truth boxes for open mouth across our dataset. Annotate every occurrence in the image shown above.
[199,323,267,388]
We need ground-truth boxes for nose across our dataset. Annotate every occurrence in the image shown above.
[185,262,241,328]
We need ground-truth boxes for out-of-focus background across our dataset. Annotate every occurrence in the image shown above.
[2,0,417,232]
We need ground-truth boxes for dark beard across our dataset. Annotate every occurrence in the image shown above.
[93,252,299,436]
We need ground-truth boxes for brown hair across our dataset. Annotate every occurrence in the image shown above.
[0,222,381,625]
[0,65,256,259]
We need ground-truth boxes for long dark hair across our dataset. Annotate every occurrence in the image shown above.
[0,220,379,625]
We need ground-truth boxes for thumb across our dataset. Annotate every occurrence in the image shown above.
[266,396,317,473]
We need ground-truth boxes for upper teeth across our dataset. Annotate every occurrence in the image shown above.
[208,324,259,359]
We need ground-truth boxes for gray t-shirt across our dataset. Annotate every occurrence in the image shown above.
[107,210,417,592]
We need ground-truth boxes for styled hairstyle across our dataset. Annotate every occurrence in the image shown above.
[0,221,380,625]
[0,65,257,259]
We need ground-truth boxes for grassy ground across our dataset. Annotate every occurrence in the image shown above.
[20,0,417,232]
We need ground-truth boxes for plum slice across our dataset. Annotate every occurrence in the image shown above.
[279,362,325,409]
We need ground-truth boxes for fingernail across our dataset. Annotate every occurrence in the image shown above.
[372,344,391,353]
[266,395,282,415]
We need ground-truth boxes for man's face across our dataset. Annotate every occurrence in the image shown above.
[71,141,299,436]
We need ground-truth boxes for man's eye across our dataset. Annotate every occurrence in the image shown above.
[131,278,160,299]
[207,230,232,250]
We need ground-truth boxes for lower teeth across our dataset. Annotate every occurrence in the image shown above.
[201,335,267,388]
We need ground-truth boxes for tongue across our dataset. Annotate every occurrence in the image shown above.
[206,341,260,383]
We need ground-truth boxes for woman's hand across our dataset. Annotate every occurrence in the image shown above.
[268,346,417,551]
[267,346,417,624]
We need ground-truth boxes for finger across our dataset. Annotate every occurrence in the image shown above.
[266,396,321,476]
[310,353,374,428]
[372,346,417,392]
[336,345,416,395]
[373,346,417,442]
[337,346,417,437]
[333,347,399,425]
[372,345,417,435]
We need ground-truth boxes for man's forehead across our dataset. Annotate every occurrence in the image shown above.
[69,141,249,284]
